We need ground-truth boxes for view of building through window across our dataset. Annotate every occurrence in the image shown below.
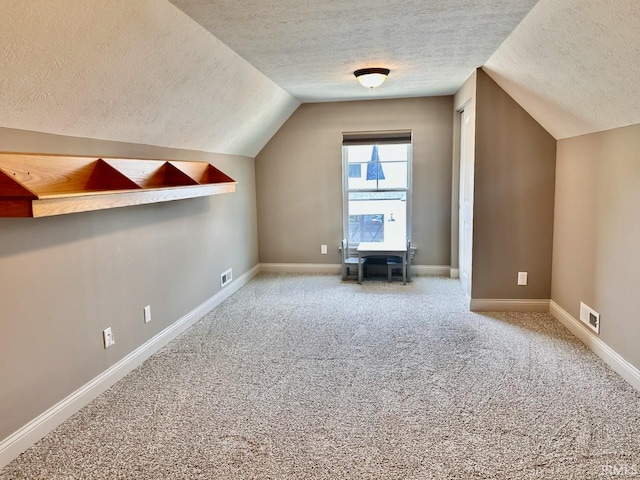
[343,143,411,245]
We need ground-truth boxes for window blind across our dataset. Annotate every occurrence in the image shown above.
[342,130,412,146]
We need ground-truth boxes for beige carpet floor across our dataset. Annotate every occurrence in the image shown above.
[2,274,640,479]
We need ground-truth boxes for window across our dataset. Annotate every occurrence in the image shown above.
[348,164,362,178]
[342,131,412,245]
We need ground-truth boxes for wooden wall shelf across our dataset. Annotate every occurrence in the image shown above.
[0,153,236,218]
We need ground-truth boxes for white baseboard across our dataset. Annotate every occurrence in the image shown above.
[450,268,459,279]
[549,300,640,392]
[470,298,550,312]
[259,263,452,277]
[259,263,342,274]
[0,264,260,470]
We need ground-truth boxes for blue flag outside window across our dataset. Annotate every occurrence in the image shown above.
[366,145,385,181]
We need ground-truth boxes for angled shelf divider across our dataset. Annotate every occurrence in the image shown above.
[0,153,236,218]
[102,159,198,188]
[169,161,235,184]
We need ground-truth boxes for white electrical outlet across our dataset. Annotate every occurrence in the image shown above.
[517,272,528,286]
[221,268,232,288]
[321,244,328,255]
[144,305,151,324]
[103,327,115,349]
[580,302,600,334]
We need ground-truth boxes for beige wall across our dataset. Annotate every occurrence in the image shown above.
[0,128,258,439]
[552,123,640,370]
[255,98,454,266]
[472,70,556,299]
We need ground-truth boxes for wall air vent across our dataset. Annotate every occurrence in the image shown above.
[580,302,600,334]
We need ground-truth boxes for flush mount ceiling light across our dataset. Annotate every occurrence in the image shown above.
[354,67,390,89]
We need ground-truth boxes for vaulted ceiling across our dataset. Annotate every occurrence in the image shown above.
[0,0,299,157]
[1,0,639,156]
[485,0,640,139]
[169,0,539,102]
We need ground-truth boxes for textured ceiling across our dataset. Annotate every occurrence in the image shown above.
[0,0,299,157]
[485,0,640,139]
[169,0,540,102]
[4,0,634,156]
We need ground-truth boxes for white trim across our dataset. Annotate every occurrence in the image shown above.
[470,298,550,312]
[259,263,452,277]
[259,263,342,274]
[0,264,260,470]
[550,300,640,392]
[450,268,459,279]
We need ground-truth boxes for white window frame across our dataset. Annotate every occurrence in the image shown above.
[342,133,413,246]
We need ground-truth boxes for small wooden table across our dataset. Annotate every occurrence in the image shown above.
[357,241,408,284]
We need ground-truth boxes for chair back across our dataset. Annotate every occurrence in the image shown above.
[341,238,349,260]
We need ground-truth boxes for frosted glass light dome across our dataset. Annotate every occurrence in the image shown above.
[354,68,390,89]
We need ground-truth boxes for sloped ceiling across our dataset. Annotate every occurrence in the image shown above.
[485,0,640,139]
[4,1,634,153]
[169,0,539,102]
[0,0,299,157]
